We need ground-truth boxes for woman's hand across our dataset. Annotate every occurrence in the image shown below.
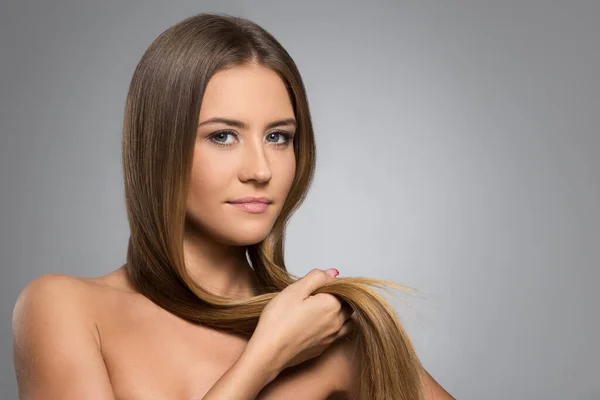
[247,268,355,378]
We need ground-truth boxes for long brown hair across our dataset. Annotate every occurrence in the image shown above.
[122,12,425,399]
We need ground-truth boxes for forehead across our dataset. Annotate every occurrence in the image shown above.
[199,63,294,122]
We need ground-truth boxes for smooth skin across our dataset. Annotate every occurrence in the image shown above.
[202,268,356,399]
[12,62,454,399]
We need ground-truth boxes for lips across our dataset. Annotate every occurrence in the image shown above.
[226,197,272,214]
[227,202,270,213]
[227,197,272,204]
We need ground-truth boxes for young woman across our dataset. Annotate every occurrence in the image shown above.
[12,13,455,400]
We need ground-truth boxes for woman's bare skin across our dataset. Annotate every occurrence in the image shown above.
[13,265,453,399]
[92,265,355,399]
[13,265,356,400]
[13,61,453,399]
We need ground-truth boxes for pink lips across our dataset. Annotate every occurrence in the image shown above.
[228,202,270,213]
[226,197,272,214]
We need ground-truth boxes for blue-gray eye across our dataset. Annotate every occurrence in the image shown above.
[209,130,237,147]
[208,129,294,148]
[267,131,293,145]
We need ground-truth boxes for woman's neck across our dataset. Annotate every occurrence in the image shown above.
[182,230,261,299]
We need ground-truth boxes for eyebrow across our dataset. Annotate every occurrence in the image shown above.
[198,117,297,130]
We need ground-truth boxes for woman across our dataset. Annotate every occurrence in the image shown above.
[12,13,454,400]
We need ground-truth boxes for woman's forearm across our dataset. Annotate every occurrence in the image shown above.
[201,343,282,400]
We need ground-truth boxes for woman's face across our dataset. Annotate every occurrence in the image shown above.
[187,63,297,246]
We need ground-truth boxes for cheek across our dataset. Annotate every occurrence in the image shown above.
[186,153,233,211]
[278,152,296,193]
[266,154,296,215]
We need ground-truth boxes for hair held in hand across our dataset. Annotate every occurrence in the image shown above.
[122,12,426,400]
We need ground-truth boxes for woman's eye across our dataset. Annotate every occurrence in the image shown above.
[209,130,294,148]
[209,130,237,147]
[266,131,293,146]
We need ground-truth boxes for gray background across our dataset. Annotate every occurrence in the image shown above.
[1,1,598,399]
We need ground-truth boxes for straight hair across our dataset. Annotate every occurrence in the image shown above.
[122,12,425,399]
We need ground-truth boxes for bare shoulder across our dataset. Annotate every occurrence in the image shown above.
[318,331,456,400]
[13,273,100,341]
[12,273,115,399]
[419,367,456,400]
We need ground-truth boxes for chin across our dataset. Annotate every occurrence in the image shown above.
[198,220,271,247]
[186,210,277,246]
[224,229,272,247]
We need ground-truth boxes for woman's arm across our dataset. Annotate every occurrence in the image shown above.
[200,339,283,399]
[13,274,285,400]
[12,275,116,400]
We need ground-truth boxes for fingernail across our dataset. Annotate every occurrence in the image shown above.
[326,268,339,277]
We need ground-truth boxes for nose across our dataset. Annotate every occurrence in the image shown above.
[238,139,272,183]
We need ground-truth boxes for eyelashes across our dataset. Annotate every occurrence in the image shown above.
[208,129,294,148]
